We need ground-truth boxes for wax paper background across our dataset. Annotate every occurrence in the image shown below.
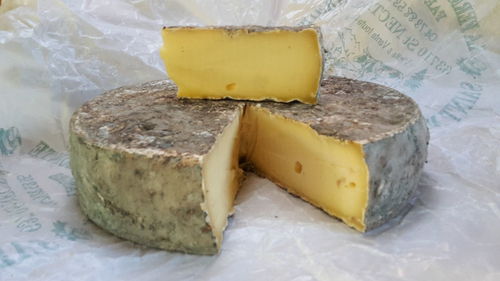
[0,0,499,280]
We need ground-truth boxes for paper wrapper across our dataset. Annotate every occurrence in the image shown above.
[1,0,499,280]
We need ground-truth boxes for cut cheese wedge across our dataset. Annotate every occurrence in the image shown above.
[160,26,323,104]
[240,106,369,231]
[69,77,429,255]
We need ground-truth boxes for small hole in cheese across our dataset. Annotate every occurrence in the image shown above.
[294,161,302,174]
[336,177,346,188]
[348,182,356,188]
[226,83,236,91]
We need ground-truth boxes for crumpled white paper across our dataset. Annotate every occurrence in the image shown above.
[1,0,499,280]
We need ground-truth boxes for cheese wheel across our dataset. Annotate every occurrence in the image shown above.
[69,77,429,255]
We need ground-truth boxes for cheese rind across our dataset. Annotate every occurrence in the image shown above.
[70,137,217,254]
[70,81,244,255]
[362,116,428,230]
[160,26,323,104]
[70,77,429,254]
[249,77,429,231]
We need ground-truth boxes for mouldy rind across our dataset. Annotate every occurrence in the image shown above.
[69,77,429,254]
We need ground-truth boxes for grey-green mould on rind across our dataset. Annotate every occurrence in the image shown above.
[70,80,243,255]
[362,117,428,231]
[70,136,217,254]
[257,77,430,231]
[70,76,429,254]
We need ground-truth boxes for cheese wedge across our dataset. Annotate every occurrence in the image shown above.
[69,77,429,255]
[240,106,369,230]
[160,26,323,104]
[70,81,243,255]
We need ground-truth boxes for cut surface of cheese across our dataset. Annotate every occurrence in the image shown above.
[241,106,369,231]
[70,81,244,255]
[69,77,429,255]
[201,109,242,247]
[160,26,323,104]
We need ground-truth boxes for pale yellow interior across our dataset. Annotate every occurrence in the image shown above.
[160,27,322,104]
[201,111,242,247]
[240,107,369,231]
[201,105,370,246]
